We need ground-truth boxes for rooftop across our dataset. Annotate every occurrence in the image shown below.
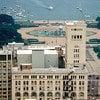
[17,50,32,54]
[44,50,58,55]
[12,67,88,74]
[65,20,86,26]
[0,50,12,55]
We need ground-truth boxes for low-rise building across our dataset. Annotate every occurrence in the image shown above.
[88,75,100,100]
[12,68,88,100]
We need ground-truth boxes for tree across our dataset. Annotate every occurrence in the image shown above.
[96,17,100,22]
[93,47,100,53]
[0,14,14,24]
[0,14,23,47]
[97,52,100,59]
[96,17,100,29]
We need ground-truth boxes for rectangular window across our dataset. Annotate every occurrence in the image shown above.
[47,75,53,79]
[74,49,79,53]
[72,35,83,40]
[23,75,29,79]
[79,76,85,79]
[31,75,37,79]
[55,75,59,79]
[74,54,79,58]
[80,35,82,39]
[39,75,45,79]
[31,87,34,90]
[71,28,83,31]
[73,60,79,63]
[23,81,29,85]
[79,81,81,85]
[31,81,37,85]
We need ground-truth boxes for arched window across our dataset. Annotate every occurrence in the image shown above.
[47,92,53,97]
[23,92,29,97]
[15,92,21,97]
[79,92,84,97]
[31,92,37,97]
[55,92,61,97]
[70,92,76,97]
[39,92,45,97]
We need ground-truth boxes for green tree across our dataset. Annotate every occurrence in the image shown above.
[96,17,100,29]
[93,47,100,53]
[97,52,100,59]
[96,17,100,22]
[0,14,23,47]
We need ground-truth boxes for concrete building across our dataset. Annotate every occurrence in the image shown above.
[88,75,100,100]
[7,42,24,50]
[32,50,44,68]
[12,68,88,100]
[0,50,12,100]
[65,21,86,67]
[44,50,58,68]
[17,50,32,66]
[17,47,58,69]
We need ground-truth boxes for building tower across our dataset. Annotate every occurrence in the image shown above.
[65,21,86,68]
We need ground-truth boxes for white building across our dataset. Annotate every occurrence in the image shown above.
[17,50,32,66]
[17,47,58,69]
[44,50,58,68]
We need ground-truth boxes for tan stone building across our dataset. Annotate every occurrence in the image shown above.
[65,21,86,67]
[0,50,12,100]
[12,68,88,100]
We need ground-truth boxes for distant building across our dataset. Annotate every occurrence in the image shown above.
[65,21,86,67]
[7,42,24,50]
[0,50,12,100]
[88,75,100,100]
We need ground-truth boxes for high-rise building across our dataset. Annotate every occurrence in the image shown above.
[0,50,12,100]
[65,21,86,67]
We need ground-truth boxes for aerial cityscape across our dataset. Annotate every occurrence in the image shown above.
[0,0,100,100]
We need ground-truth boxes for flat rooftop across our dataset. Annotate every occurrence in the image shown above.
[17,50,32,54]
[0,50,12,55]
[12,67,88,74]
[65,20,86,26]
[44,50,58,55]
